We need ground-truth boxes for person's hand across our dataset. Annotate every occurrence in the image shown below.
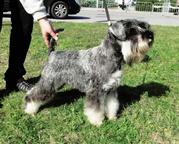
[38,17,58,47]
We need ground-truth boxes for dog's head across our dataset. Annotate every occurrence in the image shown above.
[108,19,154,65]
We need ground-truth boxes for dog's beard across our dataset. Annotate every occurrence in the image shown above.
[124,40,149,65]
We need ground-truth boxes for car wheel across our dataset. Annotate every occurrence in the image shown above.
[50,1,68,19]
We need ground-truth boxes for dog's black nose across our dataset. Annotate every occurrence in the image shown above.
[145,31,154,40]
[142,31,154,45]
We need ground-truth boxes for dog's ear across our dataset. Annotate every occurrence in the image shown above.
[109,21,126,41]
[136,20,150,30]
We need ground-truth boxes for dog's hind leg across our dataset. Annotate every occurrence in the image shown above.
[24,77,56,115]
[84,90,105,126]
[105,90,119,120]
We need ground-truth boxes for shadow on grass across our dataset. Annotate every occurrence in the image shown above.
[117,82,170,114]
[0,76,41,108]
[41,82,169,111]
[0,89,8,108]
[0,81,170,111]
[27,76,84,108]
[42,89,84,109]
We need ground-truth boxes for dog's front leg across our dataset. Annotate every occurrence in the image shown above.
[84,90,105,126]
[102,70,122,91]
[105,90,119,120]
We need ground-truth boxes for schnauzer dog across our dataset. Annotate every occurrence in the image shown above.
[24,19,154,126]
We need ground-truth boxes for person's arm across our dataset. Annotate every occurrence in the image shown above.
[19,0,47,20]
[38,17,58,47]
[19,0,58,47]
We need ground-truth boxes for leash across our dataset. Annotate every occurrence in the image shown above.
[142,55,151,84]
[48,1,111,54]
[142,61,149,84]
[103,0,112,26]
[48,28,64,55]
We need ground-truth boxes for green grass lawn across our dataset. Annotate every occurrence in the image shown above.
[0,22,178,144]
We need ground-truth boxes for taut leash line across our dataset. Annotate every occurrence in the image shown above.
[103,0,112,26]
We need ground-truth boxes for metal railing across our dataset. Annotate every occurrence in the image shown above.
[135,1,179,13]
[80,0,117,8]
[80,0,179,14]
[135,2,153,12]
[152,2,179,13]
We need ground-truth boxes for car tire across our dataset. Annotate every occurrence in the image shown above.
[50,1,68,19]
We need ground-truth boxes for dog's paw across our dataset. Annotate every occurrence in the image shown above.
[86,115,104,126]
[84,108,104,126]
[106,114,117,121]
[88,118,103,127]
[24,101,41,115]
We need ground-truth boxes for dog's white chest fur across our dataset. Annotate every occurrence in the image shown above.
[121,41,132,62]
[103,70,122,91]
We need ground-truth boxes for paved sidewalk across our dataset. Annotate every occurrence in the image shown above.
[51,7,179,26]
[3,7,179,26]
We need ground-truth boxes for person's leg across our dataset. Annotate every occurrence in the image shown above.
[0,0,3,32]
[5,0,33,91]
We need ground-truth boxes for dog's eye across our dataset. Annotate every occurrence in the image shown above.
[142,31,154,44]
[129,28,138,36]
[143,31,153,39]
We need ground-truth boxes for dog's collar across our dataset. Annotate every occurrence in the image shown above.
[108,27,123,41]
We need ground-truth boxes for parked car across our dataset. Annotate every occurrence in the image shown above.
[3,0,81,19]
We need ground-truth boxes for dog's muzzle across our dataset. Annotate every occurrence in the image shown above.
[142,30,154,46]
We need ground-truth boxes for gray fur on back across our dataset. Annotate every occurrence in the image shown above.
[42,37,123,93]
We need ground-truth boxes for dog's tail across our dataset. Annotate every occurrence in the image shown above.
[48,28,64,55]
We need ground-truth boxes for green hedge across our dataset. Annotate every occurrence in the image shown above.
[135,0,177,12]
[81,0,96,7]
[136,0,176,4]
[135,2,153,11]
[81,0,117,8]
